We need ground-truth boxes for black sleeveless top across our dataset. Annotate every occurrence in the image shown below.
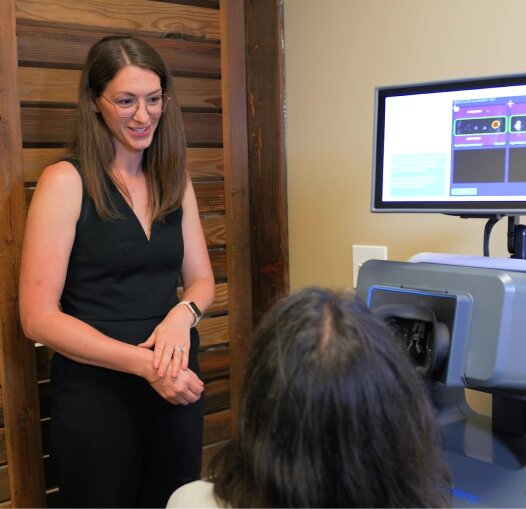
[60,160,184,345]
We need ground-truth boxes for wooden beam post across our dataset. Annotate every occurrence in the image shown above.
[245,0,289,324]
[0,0,46,506]
[220,0,254,430]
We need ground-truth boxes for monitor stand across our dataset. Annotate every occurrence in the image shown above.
[479,215,526,259]
[432,384,526,507]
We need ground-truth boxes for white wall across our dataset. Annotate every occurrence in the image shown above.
[283,0,526,415]
[284,0,526,291]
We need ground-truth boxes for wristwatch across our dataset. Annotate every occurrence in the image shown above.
[177,300,202,327]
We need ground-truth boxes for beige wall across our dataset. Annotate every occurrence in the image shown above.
[284,0,526,292]
[282,0,526,415]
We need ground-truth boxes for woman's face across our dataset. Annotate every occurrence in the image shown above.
[94,64,163,155]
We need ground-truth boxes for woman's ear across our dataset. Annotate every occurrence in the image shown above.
[90,91,100,113]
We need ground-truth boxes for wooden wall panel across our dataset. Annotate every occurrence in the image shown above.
[16,0,221,40]
[0,0,46,506]
[16,23,221,77]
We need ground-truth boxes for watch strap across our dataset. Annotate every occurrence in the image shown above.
[177,300,202,327]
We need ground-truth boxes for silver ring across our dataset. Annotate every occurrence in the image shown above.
[174,346,184,353]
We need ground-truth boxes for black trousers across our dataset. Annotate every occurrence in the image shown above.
[50,327,204,508]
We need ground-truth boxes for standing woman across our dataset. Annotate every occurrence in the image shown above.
[19,35,215,508]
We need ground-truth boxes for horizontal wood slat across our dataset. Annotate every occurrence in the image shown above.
[17,23,221,77]
[197,315,228,348]
[20,107,223,146]
[16,0,221,41]
[202,409,231,446]
[194,181,225,213]
[203,378,230,414]
[209,282,227,313]
[181,111,223,146]
[209,249,226,281]
[201,216,225,247]
[199,347,229,381]
[22,147,224,182]
[186,147,224,180]
[18,67,222,110]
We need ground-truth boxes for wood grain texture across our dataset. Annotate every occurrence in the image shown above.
[201,216,225,246]
[219,0,253,433]
[197,315,228,348]
[16,0,221,40]
[0,0,46,505]
[245,0,289,324]
[16,22,221,77]
[194,182,225,214]
[209,249,226,281]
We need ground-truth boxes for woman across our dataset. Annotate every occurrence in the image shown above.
[19,35,215,508]
[168,287,451,508]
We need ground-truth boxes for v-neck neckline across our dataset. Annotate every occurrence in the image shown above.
[108,177,153,242]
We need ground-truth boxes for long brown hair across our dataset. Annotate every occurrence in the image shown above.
[70,35,187,221]
[209,287,452,508]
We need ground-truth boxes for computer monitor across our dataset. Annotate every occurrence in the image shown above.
[373,74,526,216]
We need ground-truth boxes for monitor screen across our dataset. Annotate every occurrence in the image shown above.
[372,74,526,215]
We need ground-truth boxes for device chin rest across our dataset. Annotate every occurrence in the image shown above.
[373,304,450,378]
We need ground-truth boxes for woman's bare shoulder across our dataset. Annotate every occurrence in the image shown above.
[38,159,81,186]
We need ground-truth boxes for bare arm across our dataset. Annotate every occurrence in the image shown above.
[19,161,158,381]
[139,178,215,377]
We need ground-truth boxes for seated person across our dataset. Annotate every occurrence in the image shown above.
[167,286,451,508]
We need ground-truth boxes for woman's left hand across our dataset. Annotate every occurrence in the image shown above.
[138,304,194,378]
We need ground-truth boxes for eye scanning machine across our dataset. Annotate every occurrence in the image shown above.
[356,254,526,508]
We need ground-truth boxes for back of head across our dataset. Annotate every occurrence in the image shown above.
[210,287,451,508]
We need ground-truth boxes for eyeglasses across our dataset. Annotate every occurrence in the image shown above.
[101,93,169,117]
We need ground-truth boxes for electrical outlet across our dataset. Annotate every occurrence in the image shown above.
[352,245,388,288]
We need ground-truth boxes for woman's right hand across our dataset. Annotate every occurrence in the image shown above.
[149,366,204,405]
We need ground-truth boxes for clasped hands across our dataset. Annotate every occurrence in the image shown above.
[138,306,204,405]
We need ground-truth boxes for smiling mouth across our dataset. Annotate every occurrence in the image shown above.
[129,126,149,134]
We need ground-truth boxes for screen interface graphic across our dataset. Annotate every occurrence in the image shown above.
[380,82,526,207]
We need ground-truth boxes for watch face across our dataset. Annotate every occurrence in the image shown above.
[189,301,202,317]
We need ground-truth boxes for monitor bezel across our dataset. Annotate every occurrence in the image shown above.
[372,73,526,216]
